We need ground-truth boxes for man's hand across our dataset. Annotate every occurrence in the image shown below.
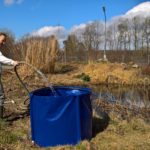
[13,61,19,66]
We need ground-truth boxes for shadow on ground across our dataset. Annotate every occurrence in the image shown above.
[55,65,77,74]
[92,111,110,138]
[3,110,29,122]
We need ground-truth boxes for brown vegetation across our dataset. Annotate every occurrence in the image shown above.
[142,65,150,76]
[0,63,150,150]
[25,35,59,73]
[83,62,142,85]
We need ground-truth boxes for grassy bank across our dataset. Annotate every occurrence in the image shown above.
[0,113,150,150]
[0,62,150,149]
[45,62,150,86]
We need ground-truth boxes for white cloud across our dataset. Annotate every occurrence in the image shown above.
[4,0,14,5]
[107,2,150,27]
[125,1,150,18]
[31,26,68,47]
[31,21,102,45]
[69,2,150,35]
[4,0,24,5]
[29,2,150,48]
[31,26,66,37]
[70,23,86,34]
[69,23,87,39]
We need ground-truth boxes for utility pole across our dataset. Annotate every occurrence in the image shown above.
[102,6,107,61]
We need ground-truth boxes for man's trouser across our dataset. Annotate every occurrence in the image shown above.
[0,64,5,118]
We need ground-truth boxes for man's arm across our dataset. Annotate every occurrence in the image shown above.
[0,51,17,65]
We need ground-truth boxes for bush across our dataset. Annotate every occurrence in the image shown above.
[76,73,90,82]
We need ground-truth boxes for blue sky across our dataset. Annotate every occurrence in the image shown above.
[0,0,148,38]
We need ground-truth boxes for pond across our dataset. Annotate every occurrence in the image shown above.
[91,84,150,109]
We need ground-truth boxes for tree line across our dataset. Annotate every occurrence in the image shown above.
[0,15,149,65]
[63,16,150,63]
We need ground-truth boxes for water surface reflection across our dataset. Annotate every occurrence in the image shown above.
[91,85,150,109]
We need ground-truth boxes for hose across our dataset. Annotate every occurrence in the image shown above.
[14,61,55,95]
[4,61,60,111]
[11,61,57,111]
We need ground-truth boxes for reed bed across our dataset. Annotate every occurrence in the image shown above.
[25,35,59,73]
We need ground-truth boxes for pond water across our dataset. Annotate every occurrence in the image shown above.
[91,85,150,109]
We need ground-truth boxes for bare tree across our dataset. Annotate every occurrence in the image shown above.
[132,17,141,51]
[143,17,150,55]
[107,23,121,50]
[63,34,79,62]
[82,21,103,63]
[117,19,129,50]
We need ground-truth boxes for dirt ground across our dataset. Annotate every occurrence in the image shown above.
[0,62,150,150]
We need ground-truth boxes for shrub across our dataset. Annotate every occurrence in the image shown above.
[76,73,90,82]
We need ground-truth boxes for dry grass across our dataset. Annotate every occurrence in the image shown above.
[44,62,149,86]
[0,112,150,150]
[83,62,149,85]
[90,114,150,150]
[1,62,150,150]
[25,35,59,73]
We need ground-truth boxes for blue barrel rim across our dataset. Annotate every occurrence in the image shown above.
[29,86,92,97]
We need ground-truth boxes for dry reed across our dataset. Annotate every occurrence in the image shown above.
[25,35,59,73]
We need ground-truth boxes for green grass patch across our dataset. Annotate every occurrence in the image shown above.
[75,73,90,82]
[0,120,17,144]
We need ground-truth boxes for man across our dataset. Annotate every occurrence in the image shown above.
[0,32,18,118]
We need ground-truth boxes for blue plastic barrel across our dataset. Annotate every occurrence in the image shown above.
[29,86,92,147]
